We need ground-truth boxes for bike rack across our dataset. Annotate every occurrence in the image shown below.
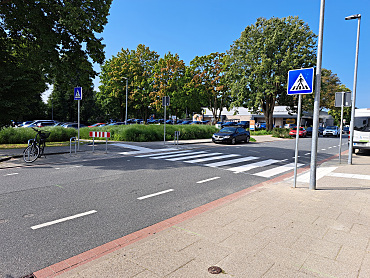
[70,137,77,156]
[174,131,180,146]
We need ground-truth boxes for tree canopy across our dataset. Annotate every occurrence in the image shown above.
[226,16,317,130]
[0,0,113,126]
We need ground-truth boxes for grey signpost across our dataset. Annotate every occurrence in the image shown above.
[74,87,82,150]
[163,96,170,144]
[310,0,325,190]
[335,92,351,163]
[287,68,314,188]
[345,14,361,165]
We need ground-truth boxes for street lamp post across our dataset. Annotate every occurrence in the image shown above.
[345,14,361,165]
[123,77,128,125]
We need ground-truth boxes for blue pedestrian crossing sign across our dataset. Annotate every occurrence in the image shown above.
[74,87,82,100]
[287,68,314,95]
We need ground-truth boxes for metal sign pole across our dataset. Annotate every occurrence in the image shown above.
[293,94,302,188]
[78,99,80,151]
[339,92,345,163]
[310,0,325,190]
[164,104,166,145]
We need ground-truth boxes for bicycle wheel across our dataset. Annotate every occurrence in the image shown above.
[23,144,40,163]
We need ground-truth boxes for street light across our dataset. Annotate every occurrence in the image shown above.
[345,14,361,165]
[123,77,128,125]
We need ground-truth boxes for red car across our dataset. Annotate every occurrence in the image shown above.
[88,123,106,128]
[289,127,307,137]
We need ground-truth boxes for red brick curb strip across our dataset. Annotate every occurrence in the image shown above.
[33,151,345,277]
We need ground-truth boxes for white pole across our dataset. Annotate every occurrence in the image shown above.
[309,0,325,190]
[339,92,344,163]
[348,15,361,164]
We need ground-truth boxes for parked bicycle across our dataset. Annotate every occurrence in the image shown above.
[23,127,51,163]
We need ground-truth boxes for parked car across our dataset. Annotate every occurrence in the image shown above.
[342,126,350,134]
[212,126,250,145]
[201,120,210,125]
[62,123,86,129]
[237,121,250,129]
[88,123,106,128]
[179,120,192,125]
[318,126,325,135]
[289,127,307,137]
[221,121,237,128]
[23,120,57,128]
[284,124,297,129]
[323,126,340,137]
[108,122,126,126]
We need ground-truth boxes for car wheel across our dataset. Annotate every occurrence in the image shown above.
[231,138,236,145]
[245,136,250,143]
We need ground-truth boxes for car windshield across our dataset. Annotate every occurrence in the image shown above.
[219,127,236,133]
[326,126,336,130]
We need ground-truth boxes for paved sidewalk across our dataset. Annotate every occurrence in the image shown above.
[33,151,370,278]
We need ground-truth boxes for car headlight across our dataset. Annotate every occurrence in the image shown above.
[224,136,230,138]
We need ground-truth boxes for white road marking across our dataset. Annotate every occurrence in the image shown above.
[31,210,97,230]
[196,177,221,184]
[296,167,337,183]
[321,149,326,151]
[184,154,239,163]
[326,172,370,180]
[305,153,310,155]
[136,150,192,158]
[227,159,281,173]
[137,189,174,200]
[152,151,206,159]
[253,163,304,178]
[167,152,222,161]
[4,173,19,176]
[204,156,258,168]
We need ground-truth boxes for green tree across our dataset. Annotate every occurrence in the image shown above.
[150,52,192,120]
[190,53,230,124]
[98,44,159,121]
[226,16,317,130]
[0,0,112,124]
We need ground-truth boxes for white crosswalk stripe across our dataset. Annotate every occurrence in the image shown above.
[184,154,240,163]
[136,150,192,158]
[135,150,306,178]
[253,162,304,178]
[166,152,222,161]
[227,159,281,173]
[151,151,206,159]
[204,156,258,168]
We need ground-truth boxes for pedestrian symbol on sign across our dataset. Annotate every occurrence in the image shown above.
[291,74,310,91]
[74,87,82,100]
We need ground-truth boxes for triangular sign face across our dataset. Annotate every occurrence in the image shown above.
[290,73,310,91]
[75,90,81,98]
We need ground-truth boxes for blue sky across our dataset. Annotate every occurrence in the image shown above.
[93,0,370,108]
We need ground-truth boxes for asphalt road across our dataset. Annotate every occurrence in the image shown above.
[0,136,347,277]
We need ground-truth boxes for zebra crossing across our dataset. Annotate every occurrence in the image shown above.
[135,150,304,178]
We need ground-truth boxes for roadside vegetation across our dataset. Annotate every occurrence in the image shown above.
[0,125,219,144]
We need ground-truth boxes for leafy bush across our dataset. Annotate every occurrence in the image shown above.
[271,127,291,138]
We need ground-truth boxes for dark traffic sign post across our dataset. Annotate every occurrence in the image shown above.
[74,87,82,150]
[335,92,351,163]
[287,68,314,188]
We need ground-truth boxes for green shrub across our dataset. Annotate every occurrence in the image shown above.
[0,124,218,144]
[271,127,291,138]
